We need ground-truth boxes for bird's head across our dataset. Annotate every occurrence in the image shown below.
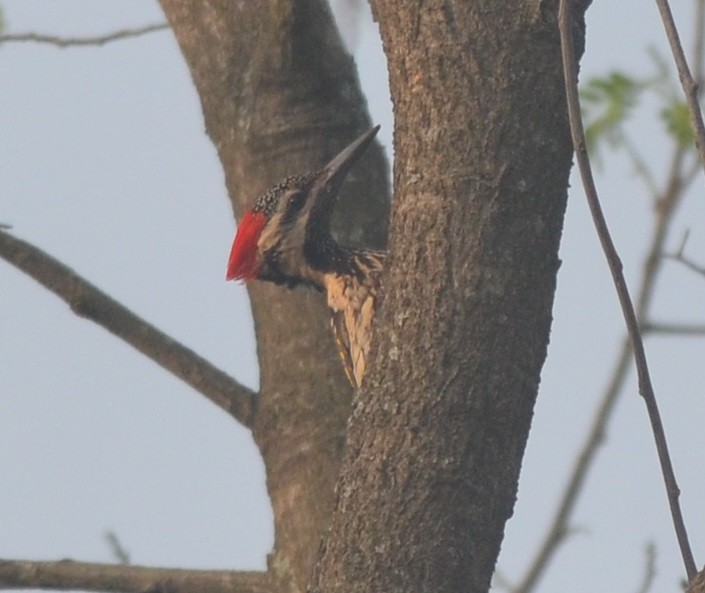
[226,125,380,288]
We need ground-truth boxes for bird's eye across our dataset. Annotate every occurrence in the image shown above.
[287,190,306,211]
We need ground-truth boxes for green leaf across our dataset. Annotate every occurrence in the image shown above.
[661,100,695,148]
[580,72,645,154]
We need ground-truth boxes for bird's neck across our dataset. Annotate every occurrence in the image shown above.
[304,235,352,276]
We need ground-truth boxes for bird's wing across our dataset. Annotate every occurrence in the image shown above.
[330,309,358,388]
[326,269,380,389]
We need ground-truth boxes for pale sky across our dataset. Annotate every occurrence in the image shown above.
[1,2,704,592]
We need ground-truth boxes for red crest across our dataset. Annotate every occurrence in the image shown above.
[226,209,268,281]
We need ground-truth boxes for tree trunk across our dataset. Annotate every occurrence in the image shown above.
[310,2,587,592]
[160,0,590,592]
[159,2,389,592]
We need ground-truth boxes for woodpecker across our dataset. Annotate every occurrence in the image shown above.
[226,126,385,388]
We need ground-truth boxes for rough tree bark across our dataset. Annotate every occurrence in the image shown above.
[161,1,589,593]
[310,1,588,592]
[158,2,389,593]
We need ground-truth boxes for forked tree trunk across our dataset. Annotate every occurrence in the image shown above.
[160,1,588,592]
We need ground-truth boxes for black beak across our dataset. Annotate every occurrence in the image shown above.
[303,125,380,239]
[316,125,380,193]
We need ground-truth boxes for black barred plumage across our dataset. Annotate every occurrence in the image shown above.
[226,126,384,388]
[325,249,385,388]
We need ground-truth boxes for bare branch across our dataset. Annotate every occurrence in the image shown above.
[512,93,700,593]
[634,542,657,593]
[686,567,705,593]
[0,23,169,48]
[512,18,705,593]
[104,532,130,566]
[512,336,633,593]
[512,125,698,593]
[621,133,661,200]
[675,228,691,255]
[0,558,273,593]
[694,0,705,84]
[653,0,705,176]
[559,0,697,581]
[643,321,705,335]
[0,229,256,427]
[664,250,705,278]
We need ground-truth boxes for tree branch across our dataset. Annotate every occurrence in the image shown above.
[0,229,256,427]
[512,114,701,593]
[104,532,130,566]
[621,133,661,201]
[512,336,633,593]
[158,3,391,590]
[0,24,169,48]
[559,0,697,581]
[643,321,705,335]
[686,567,705,593]
[664,244,705,278]
[0,559,274,593]
[634,542,657,593]
[512,142,699,593]
[653,0,705,176]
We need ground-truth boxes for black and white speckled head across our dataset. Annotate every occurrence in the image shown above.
[226,126,380,289]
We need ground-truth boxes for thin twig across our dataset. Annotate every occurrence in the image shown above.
[643,321,705,335]
[514,6,705,592]
[0,229,256,427]
[513,133,695,593]
[513,336,632,593]
[693,0,705,84]
[621,133,661,200]
[664,251,705,278]
[104,532,130,566]
[634,542,657,593]
[0,558,273,593]
[0,23,169,48]
[559,0,697,581]
[675,229,692,255]
[653,0,705,175]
